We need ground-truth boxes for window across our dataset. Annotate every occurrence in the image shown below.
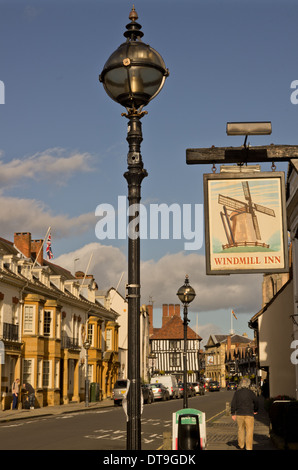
[88,323,94,347]
[169,340,180,350]
[44,310,52,337]
[106,329,112,350]
[88,364,93,383]
[23,359,33,384]
[43,360,51,387]
[169,353,180,367]
[24,306,34,334]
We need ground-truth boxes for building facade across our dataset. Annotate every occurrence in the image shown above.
[149,304,202,383]
[0,232,119,410]
[204,334,255,388]
[248,160,298,400]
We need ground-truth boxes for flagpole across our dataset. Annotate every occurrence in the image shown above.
[231,309,233,335]
[230,309,235,335]
[78,252,94,295]
[31,226,51,271]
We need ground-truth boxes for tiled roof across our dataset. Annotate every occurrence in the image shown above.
[151,315,202,340]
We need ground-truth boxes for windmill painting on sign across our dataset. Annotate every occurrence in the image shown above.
[203,171,289,275]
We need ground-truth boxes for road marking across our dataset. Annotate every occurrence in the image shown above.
[206,409,226,423]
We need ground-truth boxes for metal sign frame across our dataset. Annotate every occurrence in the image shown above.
[203,171,289,275]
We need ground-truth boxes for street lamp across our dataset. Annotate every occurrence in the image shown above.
[83,339,91,407]
[177,275,196,408]
[99,7,168,450]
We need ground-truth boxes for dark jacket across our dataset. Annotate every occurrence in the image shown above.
[23,383,35,395]
[231,387,259,417]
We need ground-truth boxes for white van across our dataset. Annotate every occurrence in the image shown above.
[150,375,180,399]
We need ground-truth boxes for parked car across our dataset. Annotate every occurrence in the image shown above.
[178,383,192,397]
[208,381,221,392]
[150,375,180,399]
[150,383,170,401]
[142,384,154,404]
[227,382,237,391]
[112,379,128,405]
[192,382,205,395]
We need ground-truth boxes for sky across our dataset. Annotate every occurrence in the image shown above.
[0,0,297,345]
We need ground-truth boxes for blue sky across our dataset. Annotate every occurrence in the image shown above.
[0,0,296,343]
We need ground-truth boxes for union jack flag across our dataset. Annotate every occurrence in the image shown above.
[46,233,54,260]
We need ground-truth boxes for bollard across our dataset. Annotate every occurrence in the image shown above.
[225,402,231,416]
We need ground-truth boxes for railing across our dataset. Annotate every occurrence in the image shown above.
[61,333,80,350]
[2,323,19,341]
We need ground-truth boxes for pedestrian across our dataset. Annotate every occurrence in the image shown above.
[261,378,269,398]
[231,377,259,450]
[12,378,20,409]
[22,382,35,410]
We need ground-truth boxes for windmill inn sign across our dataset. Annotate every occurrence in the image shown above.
[203,171,289,275]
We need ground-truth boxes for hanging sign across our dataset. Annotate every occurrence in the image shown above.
[203,171,289,275]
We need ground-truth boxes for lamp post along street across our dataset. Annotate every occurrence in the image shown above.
[177,275,196,409]
[83,340,90,407]
[99,7,168,450]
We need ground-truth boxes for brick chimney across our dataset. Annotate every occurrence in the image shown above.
[31,239,44,266]
[147,304,154,336]
[227,335,231,350]
[14,232,31,259]
[169,304,175,318]
[175,304,180,317]
[162,304,169,327]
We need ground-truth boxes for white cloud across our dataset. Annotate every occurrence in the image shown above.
[54,242,127,291]
[0,196,95,240]
[0,148,94,188]
[54,243,263,316]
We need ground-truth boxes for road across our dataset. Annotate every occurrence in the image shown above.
[0,390,233,450]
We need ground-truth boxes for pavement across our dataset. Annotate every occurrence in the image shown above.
[0,395,279,451]
[205,396,277,451]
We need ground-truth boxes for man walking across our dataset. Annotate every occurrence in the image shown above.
[12,378,20,409]
[231,377,259,450]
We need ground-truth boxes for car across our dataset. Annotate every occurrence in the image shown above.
[178,383,192,397]
[208,381,221,392]
[142,384,154,404]
[112,379,128,405]
[227,382,237,391]
[192,382,205,395]
[150,375,180,399]
[150,383,170,401]
[187,383,197,397]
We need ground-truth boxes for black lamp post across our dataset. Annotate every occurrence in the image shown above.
[99,7,168,450]
[177,275,196,409]
[83,339,91,407]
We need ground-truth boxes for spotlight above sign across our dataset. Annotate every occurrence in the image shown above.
[226,121,272,136]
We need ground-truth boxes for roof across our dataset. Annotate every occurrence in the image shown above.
[205,333,252,348]
[0,237,19,256]
[150,315,202,341]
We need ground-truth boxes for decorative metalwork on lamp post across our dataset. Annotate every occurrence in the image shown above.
[99,7,168,450]
[177,275,196,409]
[83,339,91,407]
